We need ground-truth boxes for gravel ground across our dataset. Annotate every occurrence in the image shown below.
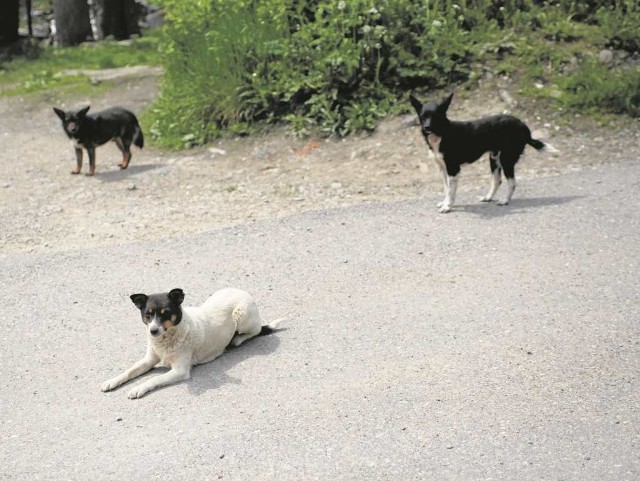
[1,70,639,480]
[1,70,639,256]
[1,160,638,480]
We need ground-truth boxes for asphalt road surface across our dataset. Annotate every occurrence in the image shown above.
[2,161,638,481]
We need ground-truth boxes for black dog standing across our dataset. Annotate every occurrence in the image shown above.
[53,106,144,176]
[410,93,558,212]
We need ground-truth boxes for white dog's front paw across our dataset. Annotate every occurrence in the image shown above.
[438,204,451,213]
[479,195,492,202]
[127,384,151,399]
[436,200,444,208]
[101,377,122,392]
[497,199,509,206]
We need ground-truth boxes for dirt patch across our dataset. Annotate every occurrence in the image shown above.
[1,71,639,255]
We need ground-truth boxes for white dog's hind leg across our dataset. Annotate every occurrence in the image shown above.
[231,301,273,347]
[230,326,262,347]
[232,317,286,347]
[101,351,160,392]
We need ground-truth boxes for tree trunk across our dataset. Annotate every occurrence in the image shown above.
[92,0,140,41]
[53,0,92,46]
[0,0,20,45]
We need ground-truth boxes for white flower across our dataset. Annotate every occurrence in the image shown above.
[338,1,346,10]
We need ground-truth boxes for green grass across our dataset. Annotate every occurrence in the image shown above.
[0,30,162,96]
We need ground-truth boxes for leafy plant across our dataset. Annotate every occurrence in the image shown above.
[561,60,640,116]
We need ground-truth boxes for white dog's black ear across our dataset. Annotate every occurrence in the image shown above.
[168,288,185,305]
[53,107,66,120]
[409,94,423,115]
[130,293,148,309]
[439,93,454,112]
[78,105,90,117]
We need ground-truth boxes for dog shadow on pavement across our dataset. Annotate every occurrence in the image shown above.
[95,163,162,182]
[186,330,286,397]
[457,195,583,218]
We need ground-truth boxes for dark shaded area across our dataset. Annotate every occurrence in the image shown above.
[0,0,20,45]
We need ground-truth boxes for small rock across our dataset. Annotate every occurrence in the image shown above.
[598,49,614,64]
[252,147,274,161]
[2,183,10,188]
[331,182,342,190]
[209,147,227,157]
[126,183,137,191]
[499,90,515,106]
[400,115,418,128]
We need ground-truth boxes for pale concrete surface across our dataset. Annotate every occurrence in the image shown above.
[1,161,638,480]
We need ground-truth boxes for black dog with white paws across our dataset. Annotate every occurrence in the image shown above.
[410,93,558,213]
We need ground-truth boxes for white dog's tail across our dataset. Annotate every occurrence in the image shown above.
[260,318,286,336]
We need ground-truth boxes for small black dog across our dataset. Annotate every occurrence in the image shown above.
[53,106,144,176]
[410,93,558,212]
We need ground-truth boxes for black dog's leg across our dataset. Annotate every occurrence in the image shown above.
[86,147,96,176]
[434,162,449,208]
[439,162,460,213]
[480,151,502,202]
[498,154,519,205]
[114,137,132,169]
[72,147,83,175]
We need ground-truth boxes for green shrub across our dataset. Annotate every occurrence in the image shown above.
[561,61,640,117]
[149,0,492,145]
[595,0,640,52]
[147,0,640,147]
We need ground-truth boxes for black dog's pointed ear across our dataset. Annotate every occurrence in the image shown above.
[409,94,423,115]
[53,107,65,120]
[168,288,185,305]
[78,105,90,117]
[130,293,148,309]
[438,93,454,112]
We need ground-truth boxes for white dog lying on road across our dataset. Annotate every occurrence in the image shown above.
[101,287,284,399]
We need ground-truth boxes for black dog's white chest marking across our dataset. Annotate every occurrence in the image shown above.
[426,133,442,154]
[426,133,446,169]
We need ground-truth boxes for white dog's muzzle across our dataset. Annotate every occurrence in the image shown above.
[148,317,165,337]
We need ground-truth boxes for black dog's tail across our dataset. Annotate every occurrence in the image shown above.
[260,318,286,336]
[528,137,559,155]
[133,123,144,149]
